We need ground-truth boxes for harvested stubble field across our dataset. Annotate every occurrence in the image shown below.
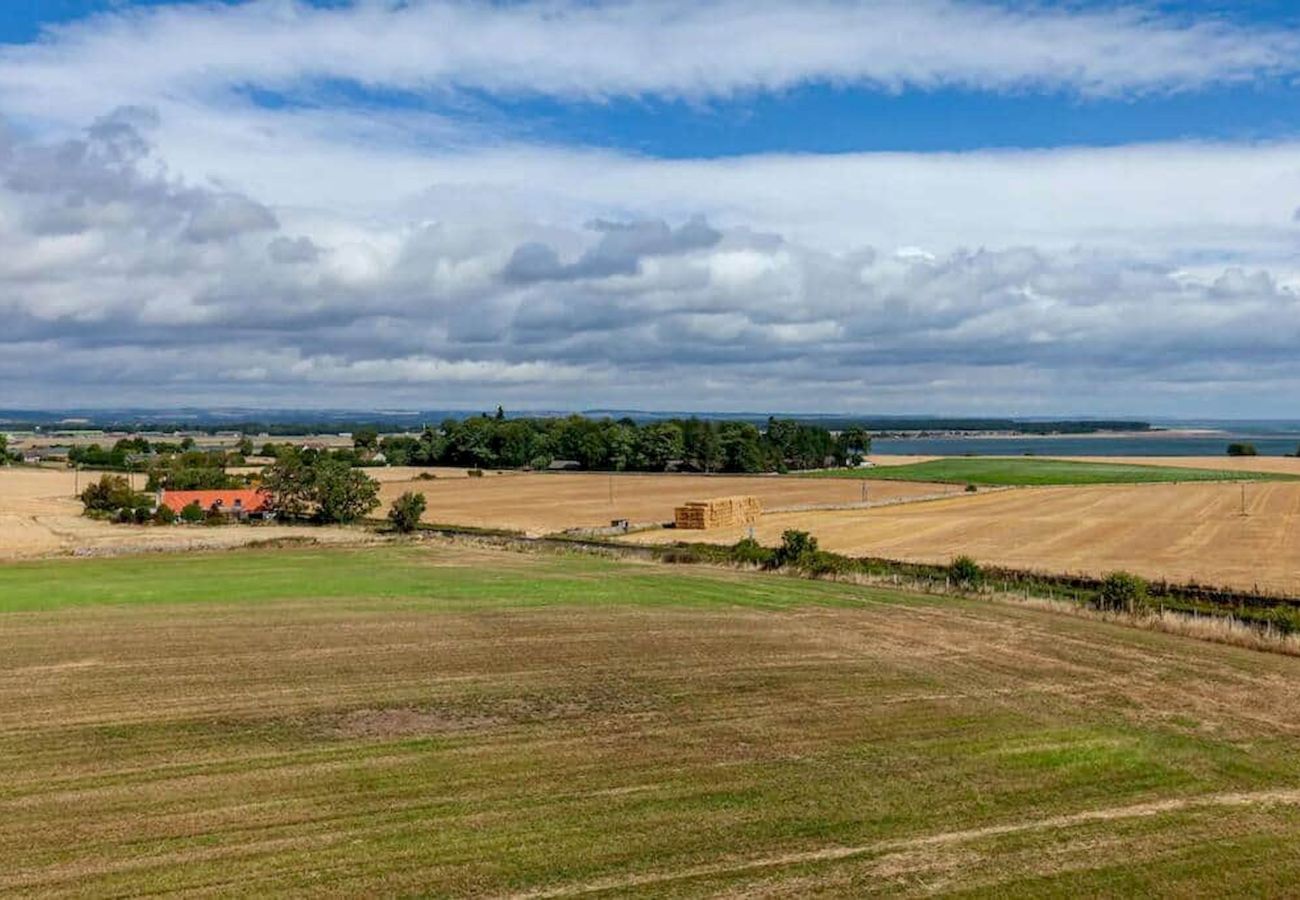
[630,480,1300,595]
[9,544,1300,894]
[376,471,961,535]
[0,467,371,559]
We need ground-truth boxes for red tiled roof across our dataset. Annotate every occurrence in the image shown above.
[161,489,270,514]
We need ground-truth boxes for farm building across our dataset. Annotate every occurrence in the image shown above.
[159,489,273,520]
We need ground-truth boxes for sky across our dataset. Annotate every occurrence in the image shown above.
[2,2,1300,415]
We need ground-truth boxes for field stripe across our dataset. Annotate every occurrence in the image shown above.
[507,787,1300,898]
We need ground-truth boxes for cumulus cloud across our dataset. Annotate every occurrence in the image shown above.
[2,110,1300,413]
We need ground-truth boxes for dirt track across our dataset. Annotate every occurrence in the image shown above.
[628,480,1300,594]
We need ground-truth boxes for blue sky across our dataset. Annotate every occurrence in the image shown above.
[1,1,1300,414]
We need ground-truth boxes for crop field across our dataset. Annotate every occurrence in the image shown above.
[375,471,962,535]
[815,457,1296,486]
[631,480,1300,595]
[9,543,1300,894]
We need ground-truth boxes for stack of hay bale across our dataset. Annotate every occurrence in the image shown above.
[674,495,762,530]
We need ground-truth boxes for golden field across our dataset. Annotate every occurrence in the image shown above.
[629,480,1300,594]
[376,471,962,535]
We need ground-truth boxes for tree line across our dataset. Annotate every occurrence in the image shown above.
[368,414,869,473]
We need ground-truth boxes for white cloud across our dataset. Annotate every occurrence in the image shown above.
[1,0,1295,129]
[3,113,1300,414]
[2,2,1300,413]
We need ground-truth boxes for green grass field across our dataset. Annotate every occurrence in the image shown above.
[807,456,1298,486]
[8,543,1300,894]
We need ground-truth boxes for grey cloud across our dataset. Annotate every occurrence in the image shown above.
[184,193,278,243]
[503,215,721,283]
[268,235,321,264]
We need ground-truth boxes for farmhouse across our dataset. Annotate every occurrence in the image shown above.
[159,489,273,520]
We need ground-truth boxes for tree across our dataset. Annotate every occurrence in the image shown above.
[180,501,205,523]
[79,474,137,513]
[179,436,196,451]
[387,491,427,533]
[154,504,176,525]
[0,432,8,464]
[495,405,506,421]
[1227,442,1258,457]
[261,451,315,520]
[312,458,380,524]
[353,427,380,453]
[236,437,254,457]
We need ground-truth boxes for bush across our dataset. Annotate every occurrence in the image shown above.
[387,491,427,533]
[730,537,774,567]
[774,529,818,568]
[468,469,485,478]
[180,501,205,524]
[1095,571,1149,614]
[1227,442,1258,457]
[965,483,978,493]
[154,504,176,525]
[79,474,136,513]
[950,555,982,589]
[803,550,849,576]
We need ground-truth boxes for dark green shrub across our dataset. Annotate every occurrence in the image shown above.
[730,537,774,567]
[387,491,427,533]
[180,501,205,524]
[803,550,849,576]
[1227,442,1258,457]
[965,483,978,492]
[1095,571,1149,614]
[950,555,982,589]
[774,530,818,568]
[154,504,176,525]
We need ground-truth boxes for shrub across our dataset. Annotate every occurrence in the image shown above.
[950,555,982,589]
[1095,571,1149,614]
[154,504,176,525]
[730,537,774,567]
[965,483,978,493]
[774,529,818,568]
[387,491,427,533]
[79,474,135,513]
[180,501,205,524]
[1227,442,1259,457]
[803,550,849,576]
[468,469,485,478]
